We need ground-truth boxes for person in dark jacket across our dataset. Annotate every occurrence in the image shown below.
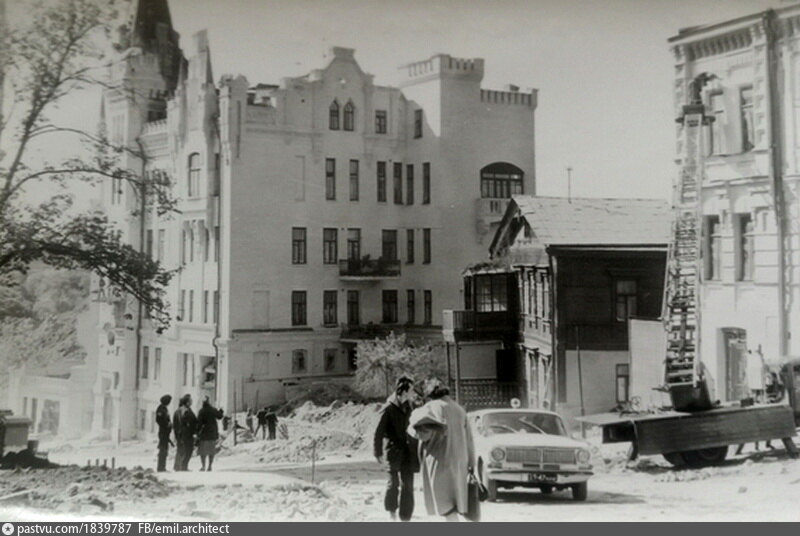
[255,407,268,439]
[374,376,417,521]
[172,394,198,471]
[155,394,173,472]
[265,408,278,440]
[197,397,224,471]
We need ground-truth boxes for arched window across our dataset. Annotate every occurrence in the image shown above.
[329,100,340,130]
[480,162,524,199]
[343,100,355,131]
[188,153,201,198]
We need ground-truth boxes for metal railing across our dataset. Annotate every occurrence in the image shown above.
[338,257,401,278]
[453,379,521,410]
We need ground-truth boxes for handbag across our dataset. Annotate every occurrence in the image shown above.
[465,469,487,522]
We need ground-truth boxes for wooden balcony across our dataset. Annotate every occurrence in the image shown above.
[339,258,401,280]
[443,309,515,342]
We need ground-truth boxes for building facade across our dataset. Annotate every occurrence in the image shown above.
[93,0,538,440]
[669,6,800,404]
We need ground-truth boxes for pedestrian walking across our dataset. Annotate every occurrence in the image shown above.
[408,378,476,522]
[155,394,173,472]
[374,376,418,521]
[172,394,198,471]
[197,397,224,472]
[255,406,268,439]
[245,408,254,434]
[266,408,278,440]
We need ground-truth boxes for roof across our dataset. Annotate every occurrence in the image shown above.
[509,196,671,248]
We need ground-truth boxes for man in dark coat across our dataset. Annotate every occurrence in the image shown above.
[197,397,224,471]
[265,408,278,440]
[172,394,198,471]
[155,394,173,472]
[374,376,417,521]
[255,407,268,439]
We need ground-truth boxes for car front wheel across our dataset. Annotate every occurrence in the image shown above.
[479,461,498,502]
[571,481,588,501]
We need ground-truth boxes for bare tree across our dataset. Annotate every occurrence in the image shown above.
[0,0,176,328]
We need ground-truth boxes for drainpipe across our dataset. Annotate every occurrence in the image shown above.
[764,10,789,357]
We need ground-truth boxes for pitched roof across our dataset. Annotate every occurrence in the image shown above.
[511,195,671,247]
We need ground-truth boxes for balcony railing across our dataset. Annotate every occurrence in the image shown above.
[443,309,515,341]
[340,323,393,341]
[339,257,401,279]
[450,379,521,411]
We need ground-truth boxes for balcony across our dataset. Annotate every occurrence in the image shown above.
[339,257,401,280]
[450,379,522,411]
[443,309,515,342]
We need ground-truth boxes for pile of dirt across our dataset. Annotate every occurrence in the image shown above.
[0,464,173,514]
[278,384,371,415]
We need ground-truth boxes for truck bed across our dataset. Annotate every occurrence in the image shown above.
[577,404,797,456]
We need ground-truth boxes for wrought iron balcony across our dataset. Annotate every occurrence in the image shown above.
[339,257,401,280]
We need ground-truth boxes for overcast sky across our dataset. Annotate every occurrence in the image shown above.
[6,0,785,203]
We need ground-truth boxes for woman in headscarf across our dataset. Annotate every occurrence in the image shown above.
[197,397,224,471]
[408,378,475,521]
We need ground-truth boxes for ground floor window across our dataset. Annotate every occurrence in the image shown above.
[616,363,630,403]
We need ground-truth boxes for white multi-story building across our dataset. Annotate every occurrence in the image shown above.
[93,0,538,440]
[669,5,800,402]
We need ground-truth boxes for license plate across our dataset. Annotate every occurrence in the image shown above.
[528,473,556,483]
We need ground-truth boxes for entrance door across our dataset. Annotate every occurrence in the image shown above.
[722,327,748,401]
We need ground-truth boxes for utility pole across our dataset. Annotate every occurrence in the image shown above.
[566,167,573,202]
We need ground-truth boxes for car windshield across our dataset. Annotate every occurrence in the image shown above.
[479,412,567,437]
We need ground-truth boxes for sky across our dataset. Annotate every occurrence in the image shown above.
[3,0,785,204]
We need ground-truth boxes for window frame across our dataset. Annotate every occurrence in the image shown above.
[141,346,149,379]
[423,228,431,264]
[740,86,754,152]
[347,290,360,325]
[325,158,336,200]
[614,279,638,323]
[343,100,355,131]
[323,228,338,264]
[480,162,524,199]
[422,162,431,204]
[329,100,340,131]
[382,229,398,262]
[349,159,359,201]
[406,289,415,324]
[406,164,414,205]
[424,290,432,325]
[292,227,307,264]
[324,348,338,372]
[323,290,338,326]
[705,215,722,281]
[377,161,387,202]
[375,110,387,134]
[393,163,403,204]
[414,109,423,139]
[347,228,361,261]
[292,349,307,374]
[708,91,724,156]
[188,153,201,198]
[382,289,398,324]
[291,290,307,326]
[406,229,415,264]
[736,213,755,281]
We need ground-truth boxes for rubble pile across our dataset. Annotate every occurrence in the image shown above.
[0,465,173,514]
[278,383,369,415]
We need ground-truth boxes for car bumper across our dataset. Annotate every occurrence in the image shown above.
[487,470,593,485]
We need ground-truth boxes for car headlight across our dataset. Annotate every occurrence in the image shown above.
[576,448,591,464]
[490,447,506,462]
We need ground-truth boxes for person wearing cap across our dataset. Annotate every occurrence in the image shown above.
[172,394,198,471]
[374,375,418,521]
[408,378,475,522]
[155,394,173,472]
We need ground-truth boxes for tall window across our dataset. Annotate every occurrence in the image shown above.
[188,153,200,198]
[476,275,508,312]
[146,230,153,259]
[406,229,415,263]
[347,228,361,260]
[214,226,220,261]
[292,349,307,373]
[423,228,431,264]
[377,161,387,202]
[203,227,210,261]
[382,290,398,323]
[329,100,340,130]
[737,213,754,281]
[616,364,630,403]
[614,280,637,322]
[347,290,360,325]
[324,348,338,372]
[406,290,415,324]
[424,290,432,325]
[349,160,359,201]
[179,289,186,320]
[189,290,194,322]
[141,346,149,379]
[188,225,195,262]
[291,291,307,326]
[414,109,423,138]
[709,92,724,156]
[343,101,355,131]
[157,229,165,262]
[740,86,754,152]
[393,163,403,204]
[325,158,336,200]
[705,215,722,280]
[323,290,338,326]
[406,164,414,205]
[422,162,431,204]
[382,230,398,261]
[292,227,306,264]
[154,348,161,381]
[213,290,219,323]
[375,110,387,134]
[181,353,189,386]
[480,162,524,198]
[203,290,209,323]
[323,228,338,264]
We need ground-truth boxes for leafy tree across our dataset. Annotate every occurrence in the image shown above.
[354,332,447,398]
[0,0,175,328]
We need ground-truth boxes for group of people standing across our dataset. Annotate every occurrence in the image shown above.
[155,394,224,472]
[245,407,279,440]
[373,376,477,522]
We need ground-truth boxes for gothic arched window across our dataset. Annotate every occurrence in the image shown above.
[480,162,524,199]
[329,100,340,130]
[343,100,355,131]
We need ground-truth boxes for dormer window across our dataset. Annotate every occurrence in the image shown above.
[329,100,340,130]
[343,100,355,131]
